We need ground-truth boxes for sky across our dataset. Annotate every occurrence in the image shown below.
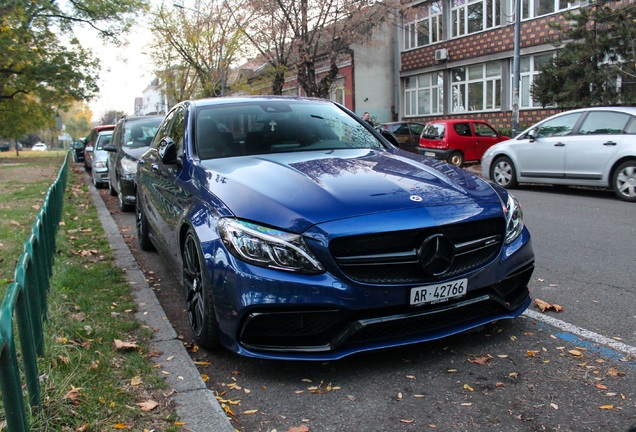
[84,19,157,120]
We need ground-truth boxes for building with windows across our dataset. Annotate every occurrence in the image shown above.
[398,0,585,130]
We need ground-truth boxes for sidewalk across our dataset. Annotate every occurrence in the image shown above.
[86,178,234,432]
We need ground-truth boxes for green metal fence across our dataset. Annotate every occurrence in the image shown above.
[0,154,68,431]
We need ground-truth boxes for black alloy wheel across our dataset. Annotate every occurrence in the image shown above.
[183,230,220,349]
[117,178,133,212]
[135,193,154,251]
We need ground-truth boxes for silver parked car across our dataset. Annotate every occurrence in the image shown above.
[481,107,636,202]
[90,131,113,188]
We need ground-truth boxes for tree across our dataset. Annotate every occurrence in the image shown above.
[98,110,126,126]
[149,1,250,99]
[60,102,93,141]
[240,0,294,94]
[272,0,395,98]
[532,0,636,108]
[0,0,147,139]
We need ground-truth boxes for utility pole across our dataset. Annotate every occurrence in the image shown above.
[511,0,521,136]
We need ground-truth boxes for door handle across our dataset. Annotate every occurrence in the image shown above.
[554,142,566,147]
[603,141,617,146]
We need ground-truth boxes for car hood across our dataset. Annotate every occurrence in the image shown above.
[121,145,150,161]
[201,149,502,232]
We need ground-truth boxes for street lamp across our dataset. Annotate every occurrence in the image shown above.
[173,1,226,96]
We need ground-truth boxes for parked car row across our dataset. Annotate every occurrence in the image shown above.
[77,99,633,363]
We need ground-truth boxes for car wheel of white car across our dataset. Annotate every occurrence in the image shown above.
[491,156,518,189]
[92,174,99,188]
[612,161,636,202]
[183,229,220,349]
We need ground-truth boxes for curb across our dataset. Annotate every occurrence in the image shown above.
[86,176,234,432]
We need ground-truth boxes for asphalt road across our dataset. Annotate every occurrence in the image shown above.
[94,171,636,432]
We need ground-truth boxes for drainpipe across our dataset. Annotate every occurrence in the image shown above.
[393,11,400,121]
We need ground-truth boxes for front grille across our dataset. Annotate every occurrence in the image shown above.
[330,219,505,284]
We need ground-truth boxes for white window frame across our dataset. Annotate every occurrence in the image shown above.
[451,0,501,38]
[404,1,443,50]
[452,62,502,112]
[511,53,553,108]
[404,72,444,116]
[521,0,583,19]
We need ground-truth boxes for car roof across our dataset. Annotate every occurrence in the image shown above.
[552,106,636,115]
[188,95,334,109]
[426,119,491,124]
[93,125,115,131]
[380,121,426,125]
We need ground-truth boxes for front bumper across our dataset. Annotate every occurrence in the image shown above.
[93,169,109,185]
[205,210,535,361]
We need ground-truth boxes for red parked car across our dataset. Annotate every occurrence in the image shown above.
[418,119,509,166]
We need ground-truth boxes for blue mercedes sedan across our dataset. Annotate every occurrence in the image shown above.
[135,96,534,360]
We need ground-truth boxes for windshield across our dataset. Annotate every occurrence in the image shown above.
[124,119,161,148]
[95,133,112,150]
[195,100,384,159]
[422,123,445,140]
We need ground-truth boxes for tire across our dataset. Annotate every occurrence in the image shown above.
[612,160,636,202]
[136,193,154,251]
[448,151,464,167]
[109,177,117,196]
[490,156,518,189]
[92,174,100,188]
[118,178,133,212]
[183,230,220,348]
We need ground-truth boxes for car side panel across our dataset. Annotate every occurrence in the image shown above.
[564,135,621,181]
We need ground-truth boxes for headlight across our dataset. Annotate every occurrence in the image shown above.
[120,157,138,176]
[94,161,107,169]
[218,219,325,274]
[504,193,524,244]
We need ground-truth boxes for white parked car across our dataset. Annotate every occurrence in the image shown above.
[32,142,48,151]
[481,107,636,202]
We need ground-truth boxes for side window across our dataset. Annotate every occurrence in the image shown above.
[536,113,582,138]
[578,112,630,135]
[473,122,497,137]
[152,110,176,148]
[394,124,410,135]
[626,117,636,134]
[410,123,424,136]
[111,123,124,149]
[168,107,186,157]
[453,122,472,137]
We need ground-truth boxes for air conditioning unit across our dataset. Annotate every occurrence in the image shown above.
[435,48,449,61]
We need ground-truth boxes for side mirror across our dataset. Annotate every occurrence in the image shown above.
[527,129,537,142]
[159,137,180,165]
[103,143,116,152]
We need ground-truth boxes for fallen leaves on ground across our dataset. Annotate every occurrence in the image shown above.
[114,339,139,350]
[136,400,159,411]
[534,298,563,312]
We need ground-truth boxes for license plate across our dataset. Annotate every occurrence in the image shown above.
[424,151,436,157]
[410,279,467,306]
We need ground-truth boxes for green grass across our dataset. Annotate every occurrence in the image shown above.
[0,154,183,431]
